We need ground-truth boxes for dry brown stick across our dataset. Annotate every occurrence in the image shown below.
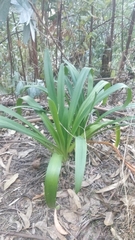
[25,117,42,123]
[87,140,135,173]
[0,231,44,240]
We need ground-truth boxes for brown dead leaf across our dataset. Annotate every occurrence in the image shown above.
[5,155,13,173]
[54,209,68,235]
[111,227,123,240]
[67,189,81,209]
[18,149,34,159]
[95,174,129,193]
[35,220,47,234]
[18,211,30,229]
[47,226,67,240]
[82,174,101,187]
[4,173,19,190]
[62,209,78,223]
[0,157,6,169]
[35,219,67,240]
[15,220,22,232]
[104,212,114,226]
[26,200,32,219]
[57,190,68,198]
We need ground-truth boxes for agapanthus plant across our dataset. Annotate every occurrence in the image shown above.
[0,49,133,208]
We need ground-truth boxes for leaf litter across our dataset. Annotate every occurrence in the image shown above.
[0,97,135,239]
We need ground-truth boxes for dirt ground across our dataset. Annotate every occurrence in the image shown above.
[0,88,135,240]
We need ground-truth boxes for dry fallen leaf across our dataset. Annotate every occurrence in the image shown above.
[5,155,13,173]
[54,209,68,235]
[67,189,81,209]
[14,220,22,232]
[104,211,114,226]
[57,190,68,198]
[95,174,129,193]
[111,227,123,240]
[82,174,101,187]
[26,200,33,219]
[18,149,34,159]
[0,157,6,169]
[35,220,47,235]
[18,211,30,229]
[62,209,78,223]
[4,173,19,190]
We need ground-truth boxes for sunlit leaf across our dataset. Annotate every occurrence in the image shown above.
[75,136,87,193]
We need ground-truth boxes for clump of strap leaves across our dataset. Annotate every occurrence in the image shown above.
[0,49,134,208]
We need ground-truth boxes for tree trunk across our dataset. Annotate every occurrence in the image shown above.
[89,5,93,66]
[100,0,116,78]
[118,3,135,74]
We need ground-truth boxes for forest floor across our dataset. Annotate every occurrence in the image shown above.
[0,83,135,240]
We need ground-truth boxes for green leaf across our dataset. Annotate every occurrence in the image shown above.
[0,116,53,150]
[44,49,57,104]
[71,80,108,133]
[57,64,65,119]
[75,136,87,193]
[16,98,23,115]
[38,111,61,150]
[48,99,66,155]
[68,67,92,126]
[0,104,54,149]
[64,61,79,84]
[95,83,132,106]
[115,124,120,147]
[45,153,63,208]
[17,95,44,111]
[72,92,97,135]
[87,69,94,95]
[0,104,40,132]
